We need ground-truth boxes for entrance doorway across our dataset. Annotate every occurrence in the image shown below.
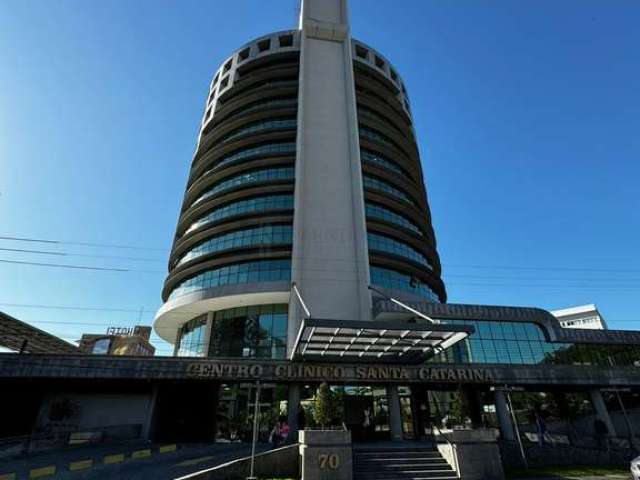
[341,386,390,441]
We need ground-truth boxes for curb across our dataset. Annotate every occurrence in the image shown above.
[0,444,178,479]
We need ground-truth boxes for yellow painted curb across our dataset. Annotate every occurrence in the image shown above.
[0,473,16,480]
[159,444,177,453]
[69,459,93,471]
[103,453,125,464]
[29,465,56,479]
[131,449,151,459]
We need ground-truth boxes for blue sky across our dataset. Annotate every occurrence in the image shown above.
[0,0,638,355]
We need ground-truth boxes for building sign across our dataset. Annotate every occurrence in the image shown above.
[105,326,151,338]
[185,361,495,384]
[106,326,136,336]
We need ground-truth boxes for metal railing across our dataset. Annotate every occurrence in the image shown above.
[430,423,461,478]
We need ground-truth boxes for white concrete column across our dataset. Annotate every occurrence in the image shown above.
[494,390,515,441]
[387,385,403,441]
[590,389,617,437]
[288,0,371,355]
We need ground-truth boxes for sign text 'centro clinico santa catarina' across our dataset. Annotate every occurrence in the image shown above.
[185,361,496,384]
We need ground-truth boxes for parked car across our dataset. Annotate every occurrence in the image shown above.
[631,455,640,480]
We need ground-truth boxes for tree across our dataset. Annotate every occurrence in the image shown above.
[313,382,335,429]
[450,386,472,427]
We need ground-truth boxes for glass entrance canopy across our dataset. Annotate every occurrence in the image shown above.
[291,318,474,364]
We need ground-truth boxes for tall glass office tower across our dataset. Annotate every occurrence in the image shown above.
[154,0,446,358]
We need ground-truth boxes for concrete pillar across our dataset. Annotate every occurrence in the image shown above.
[494,390,514,441]
[288,0,371,356]
[142,384,159,441]
[288,383,301,439]
[590,389,617,437]
[387,385,403,441]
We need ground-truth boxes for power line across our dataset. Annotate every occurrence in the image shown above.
[0,302,157,314]
[0,235,166,252]
[444,264,640,274]
[4,235,640,273]
[0,247,164,263]
[0,258,163,273]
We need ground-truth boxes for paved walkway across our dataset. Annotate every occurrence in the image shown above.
[0,442,270,480]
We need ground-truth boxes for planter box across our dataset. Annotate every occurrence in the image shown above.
[299,430,352,480]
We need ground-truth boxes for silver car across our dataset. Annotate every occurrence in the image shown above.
[631,455,640,480]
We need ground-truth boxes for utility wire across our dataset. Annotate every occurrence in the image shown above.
[0,247,164,263]
[0,235,166,252]
[4,234,640,274]
[0,259,163,273]
[0,302,157,314]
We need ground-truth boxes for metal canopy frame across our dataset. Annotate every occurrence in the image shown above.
[291,318,474,364]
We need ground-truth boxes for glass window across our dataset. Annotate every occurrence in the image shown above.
[221,118,296,144]
[360,149,404,175]
[363,175,415,205]
[197,142,296,178]
[367,232,432,269]
[217,97,297,125]
[167,259,291,300]
[191,167,294,207]
[176,225,293,266]
[359,126,393,147]
[209,304,288,359]
[370,266,439,302]
[432,319,640,368]
[176,314,208,357]
[184,195,293,235]
[365,202,423,235]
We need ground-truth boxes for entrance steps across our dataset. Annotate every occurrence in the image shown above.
[353,445,457,480]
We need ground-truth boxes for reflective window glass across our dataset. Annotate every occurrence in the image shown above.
[209,304,288,359]
[176,225,293,266]
[184,195,293,235]
[176,314,208,357]
[370,266,439,302]
[168,259,291,300]
[365,202,423,235]
[192,168,294,206]
[363,176,415,205]
[367,232,432,269]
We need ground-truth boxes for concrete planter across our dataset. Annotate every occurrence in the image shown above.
[435,428,504,480]
[299,430,352,480]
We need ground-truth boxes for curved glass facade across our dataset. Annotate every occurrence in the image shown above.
[433,319,640,367]
[198,142,296,177]
[176,225,293,267]
[221,118,296,144]
[168,259,291,300]
[192,167,294,206]
[363,175,414,205]
[176,314,208,357]
[365,202,422,236]
[357,106,397,131]
[209,304,288,359]
[361,149,403,175]
[223,97,297,123]
[370,266,439,302]
[184,194,294,235]
[367,232,432,269]
[360,126,393,148]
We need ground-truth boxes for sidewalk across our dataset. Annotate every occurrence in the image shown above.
[0,441,266,480]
